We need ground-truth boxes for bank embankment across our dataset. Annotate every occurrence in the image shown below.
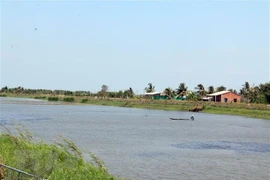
[1,94,270,119]
[0,126,117,180]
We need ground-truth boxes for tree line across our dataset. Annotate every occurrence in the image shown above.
[1,81,270,104]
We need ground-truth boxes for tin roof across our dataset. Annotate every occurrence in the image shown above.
[144,92,161,95]
[207,91,231,96]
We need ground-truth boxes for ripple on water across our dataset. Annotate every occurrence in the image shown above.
[137,152,167,158]
[171,141,270,153]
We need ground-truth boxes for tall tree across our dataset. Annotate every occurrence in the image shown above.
[145,83,155,93]
[176,83,188,97]
[208,86,214,94]
[240,81,251,99]
[163,87,175,99]
[216,86,226,92]
[196,84,206,96]
[128,87,134,98]
[98,85,108,97]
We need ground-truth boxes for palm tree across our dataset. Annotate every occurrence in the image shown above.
[196,84,206,96]
[208,86,214,94]
[216,86,226,92]
[176,83,188,97]
[163,87,175,99]
[145,83,155,93]
[129,87,134,98]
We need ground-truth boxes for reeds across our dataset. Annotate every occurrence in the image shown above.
[0,124,117,179]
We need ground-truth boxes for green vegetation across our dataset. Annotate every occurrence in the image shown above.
[34,96,47,100]
[81,99,88,103]
[63,97,74,102]
[0,126,116,180]
[48,97,59,101]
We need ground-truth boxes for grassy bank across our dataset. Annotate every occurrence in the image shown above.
[83,98,270,119]
[0,126,117,180]
[1,93,270,119]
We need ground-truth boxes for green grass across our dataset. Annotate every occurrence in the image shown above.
[0,126,117,180]
[203,106,270,119]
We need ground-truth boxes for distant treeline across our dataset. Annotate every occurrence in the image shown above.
[0,86,134,99]
[1,81,270,104]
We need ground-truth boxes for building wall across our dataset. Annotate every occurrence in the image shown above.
[220,92,241,103]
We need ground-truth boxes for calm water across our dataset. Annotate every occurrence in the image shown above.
[1,97,270,180]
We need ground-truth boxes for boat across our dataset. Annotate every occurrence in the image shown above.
[170,115,194,121]
[170,118,189,120]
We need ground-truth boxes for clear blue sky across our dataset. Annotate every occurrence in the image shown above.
[1,1,269,94]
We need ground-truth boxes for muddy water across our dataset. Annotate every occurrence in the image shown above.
[1,97,269,180]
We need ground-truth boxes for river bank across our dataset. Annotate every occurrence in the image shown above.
[1,97,269,180]
[1,94,270,119]
[0,126,117,180]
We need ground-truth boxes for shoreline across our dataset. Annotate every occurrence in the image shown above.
[1,94,270,120]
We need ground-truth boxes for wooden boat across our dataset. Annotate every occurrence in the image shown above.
[170,115,194,121]
[170,118,189,120]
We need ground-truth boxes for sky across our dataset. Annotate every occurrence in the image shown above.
[1,0,269,94]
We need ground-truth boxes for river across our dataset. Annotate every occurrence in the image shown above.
[0,97,269,180]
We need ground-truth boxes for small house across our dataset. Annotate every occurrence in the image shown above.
[144,92,168,100]
[207,91,241,103]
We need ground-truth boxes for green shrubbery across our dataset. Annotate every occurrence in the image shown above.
[48,97,59,101]
[0,126,116,180]
[63,97,74,102]
[34,96,47,99]
[81,99,88,103]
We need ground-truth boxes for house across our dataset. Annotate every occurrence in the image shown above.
[207,91,241,103]
[143,92,168,100]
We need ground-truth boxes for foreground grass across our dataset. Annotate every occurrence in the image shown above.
[2,93,270,119]
[0,126,117,180]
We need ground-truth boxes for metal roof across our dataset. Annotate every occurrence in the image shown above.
[144,92,161,95]
[207,91,231,96]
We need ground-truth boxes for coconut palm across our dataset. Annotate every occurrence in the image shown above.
[176,83,188,97]
[163,87,175,99]
[216,86,226,92]
[208,86,214,94]
[145,83,155,93]
[196,84,206,96]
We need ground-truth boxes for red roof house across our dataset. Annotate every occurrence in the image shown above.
[207,91,241,103]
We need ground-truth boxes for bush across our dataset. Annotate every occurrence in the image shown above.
[81,99,88,103]
[48,97,59,101]
[34,96,47,99]
[63,97,74,102]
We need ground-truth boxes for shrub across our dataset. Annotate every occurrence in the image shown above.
[81,99,88,103]
[63,97,74,102]
[48,97,59,101]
